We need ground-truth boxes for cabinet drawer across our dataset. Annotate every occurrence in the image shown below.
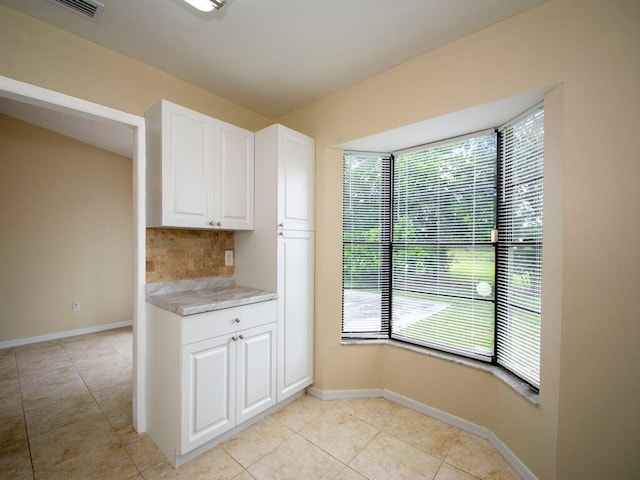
[182,300,277,345]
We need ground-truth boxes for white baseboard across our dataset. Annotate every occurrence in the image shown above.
[307,386,384,400]
[308,387,538,480]
[0,321,133,349]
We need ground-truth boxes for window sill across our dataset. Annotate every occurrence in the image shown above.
[341,338,540,406]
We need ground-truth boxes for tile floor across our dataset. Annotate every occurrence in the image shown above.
[0,327,520,479]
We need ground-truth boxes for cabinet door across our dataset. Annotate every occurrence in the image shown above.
[236,323,277,424]
[181,334,236,453]
[277,127,314,231]
[216,122,254,230]
[162,102,214,228]
[277,230,314,401]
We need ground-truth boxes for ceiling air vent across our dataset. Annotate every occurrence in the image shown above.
[49,0,105,22]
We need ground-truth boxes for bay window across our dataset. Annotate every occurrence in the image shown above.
[342,105,544,388]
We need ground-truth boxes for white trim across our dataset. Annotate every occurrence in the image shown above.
[383,390,489,438]
[309,387,538,480]
[0,75,146,433]
[0,321,133,349]
[307,387,384,401]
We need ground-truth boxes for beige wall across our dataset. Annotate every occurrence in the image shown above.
[0,114,133,341]
[278,0,640,479]
[1,0,638,478]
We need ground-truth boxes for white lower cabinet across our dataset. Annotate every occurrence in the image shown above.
[181,322,276,453]
[277,230,314,401]
[146,300,277,465]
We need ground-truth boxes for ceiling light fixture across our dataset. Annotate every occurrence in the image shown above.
[183,0,227,12]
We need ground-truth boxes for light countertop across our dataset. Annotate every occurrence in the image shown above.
[146,277,277,316]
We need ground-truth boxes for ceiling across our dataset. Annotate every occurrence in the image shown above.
[0,0,547,118]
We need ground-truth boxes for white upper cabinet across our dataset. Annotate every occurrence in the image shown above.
[277,126,315,231]
[217,121,254,230]
[146,100,254,230]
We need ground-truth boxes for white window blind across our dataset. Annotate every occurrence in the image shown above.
[496,105,544,388]
[391,133,497,360]
[342,152,391,337]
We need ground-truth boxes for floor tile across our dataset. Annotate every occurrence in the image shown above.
[179,446,244,479]
[335,466,367,480]
[0,389,23,418]
[0,414,33,480]
[103,399,134,434]
[298,408,379,463]
[332,397,401,429]
[3,327,522,480]
[0,350,18,381]
[445,431,519,480]
[61,334,119,363]
[221,416,295,468]
[20,370,90,412]
[349,431,442,480]
[0,374,20,397]
[435,462,481,480]
[383,406,460,459]
[24,392,102,437]
[14,340,63,356]
[15,348,73,377]
[74,351,131,381]
[122,431,170,472]
[248,434,344,480]
[91,379,132,413]
[29,416,119,471]
[140,462,184,479]
[232,472,256,480]
[269,394,331,431]
[0,445,33,480]
[75,356,132,385]
[18,363,78,387]
[34,439,139,480]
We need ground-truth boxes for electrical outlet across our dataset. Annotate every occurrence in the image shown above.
[72,301,81,312]
[224,250,234,266]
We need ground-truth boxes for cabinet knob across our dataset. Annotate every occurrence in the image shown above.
[278,223,284,228]
[239,334,244,340]
[234,318,240,323]
[231,335,238,341]
[279,232,284,236]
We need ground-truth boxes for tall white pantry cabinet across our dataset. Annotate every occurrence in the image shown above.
[236,124,315,402]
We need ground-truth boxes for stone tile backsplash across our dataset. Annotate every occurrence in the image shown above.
[146,228,234,283]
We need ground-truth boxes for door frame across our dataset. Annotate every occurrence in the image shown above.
[0,75,147,432]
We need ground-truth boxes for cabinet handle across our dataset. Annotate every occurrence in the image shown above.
[279,232,284,236]
[234,318,240,323]
[209,221,222,227]
[231,335,238,341]
[278,223,284,228]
